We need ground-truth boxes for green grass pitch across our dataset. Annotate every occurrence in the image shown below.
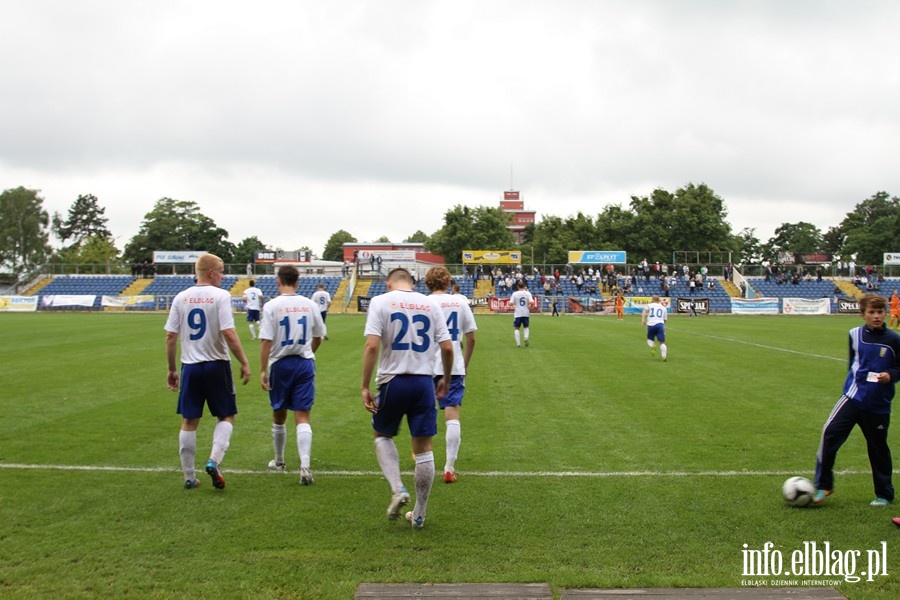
[0,311,898,599]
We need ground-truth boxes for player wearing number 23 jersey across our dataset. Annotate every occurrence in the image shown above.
[362,268,453,529]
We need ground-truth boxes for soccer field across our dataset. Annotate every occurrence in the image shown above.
[1,312,897,599]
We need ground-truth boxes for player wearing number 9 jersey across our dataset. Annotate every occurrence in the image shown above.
[362,268,453,529]
[165,253,251,491]
[258,266,325,485]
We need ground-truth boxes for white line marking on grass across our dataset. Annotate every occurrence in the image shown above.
[670,329,844,362]
[0,463,888,477]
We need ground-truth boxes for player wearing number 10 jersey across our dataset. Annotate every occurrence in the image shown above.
[165,253,251,491]
[258,266,325,485]
[362,268,453,529]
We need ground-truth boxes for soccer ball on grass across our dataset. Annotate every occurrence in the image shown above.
[782,476,816,507]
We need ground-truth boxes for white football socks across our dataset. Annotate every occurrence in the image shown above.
[374,436,403,493]
[413,451,435,521]
[660,343,668,360]
[444,420,460,473]
[514,330,521,346]
[179,429,197,481]
[297,423,312,469]
[272,423,286,464]
[210,420,233,465]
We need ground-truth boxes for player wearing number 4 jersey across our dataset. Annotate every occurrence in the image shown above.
[362,268,453,529]
[165,253,251,491]
[259,266,326,485]
[425,270,477,484]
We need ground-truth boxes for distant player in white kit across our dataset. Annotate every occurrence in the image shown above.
[425,267,477,484]
[641,295,668,361]
[510,279,533,348]
[243,280,264,340]
[361,268,453,529]
[259,265,325,486]
[310,282,332,340]
[165,253,251,490]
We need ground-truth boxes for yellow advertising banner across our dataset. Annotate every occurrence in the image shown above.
[462,250,522,264]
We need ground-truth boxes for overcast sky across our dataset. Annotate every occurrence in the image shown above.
[2,0,898,257]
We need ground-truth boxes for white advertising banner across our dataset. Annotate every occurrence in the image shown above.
[731,298,780,314]
[101,295,156,308]
[153,250,208,264]
[40,295,96,308]
[783,297,831,315]
[0,296,39,312]
[884,253,900,266]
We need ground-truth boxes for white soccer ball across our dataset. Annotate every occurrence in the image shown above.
[782,476,816,507]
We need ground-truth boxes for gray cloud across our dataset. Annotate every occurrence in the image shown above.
[2,0,898,254]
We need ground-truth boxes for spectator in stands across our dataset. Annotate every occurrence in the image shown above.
[817,266,824,281]
[706,279,715,291]
[740,281,747,298]
[765,264,773,282]
[689,278,696,295]
[165,253,251,490]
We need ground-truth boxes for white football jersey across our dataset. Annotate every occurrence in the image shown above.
[259,294,325,367]
[510,289,534,318]
[644,302,668,326]
[243,286,263,310]
[364,289,451,385]
[311,290,332,312]
[430,292,477,376]
[165,285,236,364]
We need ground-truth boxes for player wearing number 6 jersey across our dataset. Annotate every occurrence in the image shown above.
[362,268,453,529]
[259,266,326,485]
[510,279,533,348]
[641,296,668,362]
[425,269,477,484]
[165,253,251,491]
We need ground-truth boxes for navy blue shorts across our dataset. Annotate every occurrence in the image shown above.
[436,375,465,409]
[513,316,530,328]
[177,361,238,419]
[372,374,437,438]
[268,355,316,412]
[246,309,261,323]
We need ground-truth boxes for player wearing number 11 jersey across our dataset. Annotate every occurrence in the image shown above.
[165,253,251,491]
[259,266,326,485]
[362,268,453,529]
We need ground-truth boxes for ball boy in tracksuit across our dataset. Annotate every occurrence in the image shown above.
[814,294,900,507]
